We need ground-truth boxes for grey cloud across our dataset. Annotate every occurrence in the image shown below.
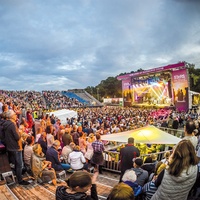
[0,0,200,90]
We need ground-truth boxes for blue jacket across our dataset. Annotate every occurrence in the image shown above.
[46,146,63,171]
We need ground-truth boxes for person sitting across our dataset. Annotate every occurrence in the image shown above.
[122,169,142,197]
[46,140,71,172]
[107,182,135,200]
[68,145,88,171]
[23,135,34,169]
[61,142,75,163]
[142,162,167,200]
[31,143,57,185]
[56,171,99,200]
[38,132,47,155]
[141,156,156,177]
[132,157,149,187]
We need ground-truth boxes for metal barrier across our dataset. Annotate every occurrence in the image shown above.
[158,127,184,138]
[103,149,173,173]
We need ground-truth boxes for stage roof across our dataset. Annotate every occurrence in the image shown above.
[101,125,181,144]
[117,62,185,80]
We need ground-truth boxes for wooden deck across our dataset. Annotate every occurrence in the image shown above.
[0,171,120,200]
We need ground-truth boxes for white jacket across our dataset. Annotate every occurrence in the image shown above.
[68,151,86,170]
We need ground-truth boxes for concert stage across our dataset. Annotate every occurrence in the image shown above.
[118,62,190,111]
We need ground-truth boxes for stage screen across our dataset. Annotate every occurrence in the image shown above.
[171,68,189,111]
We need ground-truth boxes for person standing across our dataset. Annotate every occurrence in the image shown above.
[3,110,29,185]
[62,129,73,146]
[119,137,140,182]
[91,133,105,174]
[182,119,198,150]
[151,140,198,200]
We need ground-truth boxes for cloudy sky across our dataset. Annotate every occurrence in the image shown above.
[0,0,200,91]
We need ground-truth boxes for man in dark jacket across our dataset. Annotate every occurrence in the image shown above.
[46,140,71,171]
[3,110,29,185]
[119,137,140,182]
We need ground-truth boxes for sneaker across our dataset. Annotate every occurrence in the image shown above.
[10,163,15,169]
[37,178,43,184]
[89,167,94,173]
[19,180,30,185]
[67,168,74,173]
[56,179,61,183]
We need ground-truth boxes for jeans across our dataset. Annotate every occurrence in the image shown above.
[61,163,71,170]
[9,151,23,183]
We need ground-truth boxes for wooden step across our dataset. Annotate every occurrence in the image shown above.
[8,183,55,200]
[0,185,17,200]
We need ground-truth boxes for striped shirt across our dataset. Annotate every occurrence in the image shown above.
[142,181,157,200]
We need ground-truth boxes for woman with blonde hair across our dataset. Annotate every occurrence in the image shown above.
[151,140,199,200]
[31,143,57,186]
[35,127,43,143]
[85,133,95,162]
[161,151,171,165]
[107,182,135,200]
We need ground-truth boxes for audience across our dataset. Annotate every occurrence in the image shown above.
[1,90,200,200]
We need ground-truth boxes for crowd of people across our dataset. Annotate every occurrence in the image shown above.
[0,90,200,199]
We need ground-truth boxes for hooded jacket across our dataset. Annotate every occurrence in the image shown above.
[132,167,149,186]
[56,185,98,200]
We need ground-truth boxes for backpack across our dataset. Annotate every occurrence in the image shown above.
[0,119,6,141]
[0,120,12,142]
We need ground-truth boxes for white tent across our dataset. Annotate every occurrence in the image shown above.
[49,109,77,124]
[101,125,181,144]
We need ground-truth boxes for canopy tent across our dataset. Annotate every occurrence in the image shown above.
[49,109,77,124]
[101,125,181,144]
